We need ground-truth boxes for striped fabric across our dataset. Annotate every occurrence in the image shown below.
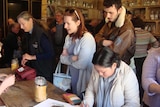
[134,28,158,58]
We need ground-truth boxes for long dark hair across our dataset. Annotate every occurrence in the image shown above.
[92,47,120,68]
[64,8,88,39]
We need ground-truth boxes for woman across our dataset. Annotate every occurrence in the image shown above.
[142,48,160,107]
[81,47,140,107]
[131,16,159,103]
[0,74,15,95]
[60,8,96,98]
[17,11,55,83]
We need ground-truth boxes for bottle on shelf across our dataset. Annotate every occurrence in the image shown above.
[155,10,159,20]
[150,10,155,20]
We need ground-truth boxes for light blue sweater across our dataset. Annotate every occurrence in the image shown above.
[60,32,96,96]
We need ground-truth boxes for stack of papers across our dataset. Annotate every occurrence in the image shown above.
[34,98,75,107]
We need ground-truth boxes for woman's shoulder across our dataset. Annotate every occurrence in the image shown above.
[148,47,160,54]
[118,61,134,75]
[83,32,93,36]
[147,48,160,60]
[81,32,95,40]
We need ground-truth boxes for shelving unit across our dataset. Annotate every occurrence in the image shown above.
[122,0,160,36]
[41,0,101,23]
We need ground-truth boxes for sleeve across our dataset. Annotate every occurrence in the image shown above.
[5,33,18,50]
[122,67,140,107]
[60,35,73,65]
[149,34,159,48]
[113,29,134,57]
[84,68,97,107]
[95,24,107,46]
[142,50,159,96]
[36,34,54,60]
[63,35,70,49]
[61,33,96,69]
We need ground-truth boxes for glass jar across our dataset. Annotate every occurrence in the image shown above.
[34,76,47,102]
[155,11,159,20]
[11,58,19,71]
[150,10,155,20]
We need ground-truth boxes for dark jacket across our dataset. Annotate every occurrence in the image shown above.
[2,32,18,65]
[23,22,55,82]
[49,20,67,47]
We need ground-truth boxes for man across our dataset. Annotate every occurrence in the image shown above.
[49,9,67,62]
[95,0,135,65]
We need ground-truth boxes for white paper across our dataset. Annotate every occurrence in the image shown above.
[33,98,75,107]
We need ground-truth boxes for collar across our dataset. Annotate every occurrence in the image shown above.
[105,6,126,28]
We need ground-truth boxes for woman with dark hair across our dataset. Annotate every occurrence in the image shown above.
[131,16,159,103]
[17,11,55,83]
[60,8,96,98]
[81,47,140,107]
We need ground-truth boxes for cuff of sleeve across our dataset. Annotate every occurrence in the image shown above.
[99,39,105,47]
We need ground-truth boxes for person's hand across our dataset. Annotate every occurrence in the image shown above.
[51,27,56,32]
[102,40,113,47]
[21,53,36,66]
[79,101,89,107]
[61,49,68,56]
[72,55,78,61]
[21,58,28,66]
[1,75,15,89]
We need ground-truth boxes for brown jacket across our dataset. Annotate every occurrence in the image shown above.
[95,6,135,64]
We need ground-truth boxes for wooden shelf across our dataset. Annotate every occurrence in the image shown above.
[143,20,160,23]
[49,4,94,10]
[123,0,160,36]
[41,0,101,21]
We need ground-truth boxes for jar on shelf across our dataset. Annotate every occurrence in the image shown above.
[144,0,151,6]
[83,2,86,7]
[155,11,159,20]
[148,25,152,32]
[151,24,156,33]
[68,0,72,6]
[150,10,155,20]
[90,3,94,8]
[65,0,68,6]
[151,0,157,5]
[47,0,51,4]
[57,0,61,5]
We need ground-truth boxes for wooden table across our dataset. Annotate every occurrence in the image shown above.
[0,68,66,107]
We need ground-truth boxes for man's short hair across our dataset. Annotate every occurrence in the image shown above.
[103,0,122,9]
[131,17,145,29]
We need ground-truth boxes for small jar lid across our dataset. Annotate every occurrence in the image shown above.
[35,76,47,86]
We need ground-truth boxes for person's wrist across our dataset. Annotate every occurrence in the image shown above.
[99,39,105,46]
[32,55,36,60]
